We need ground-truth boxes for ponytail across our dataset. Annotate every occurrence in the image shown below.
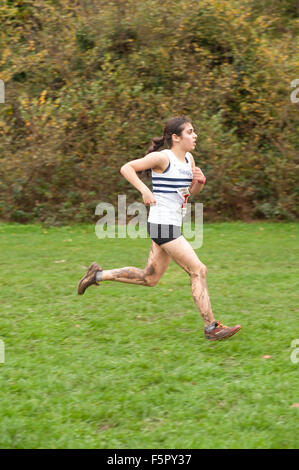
[146,135,165,155]
[141,136,165,178]
[141,116,191,179]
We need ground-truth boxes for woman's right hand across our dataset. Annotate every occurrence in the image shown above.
[141,188,156,206]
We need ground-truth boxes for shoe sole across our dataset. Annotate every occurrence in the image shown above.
[77,262,101,295]
[206,325,242,341]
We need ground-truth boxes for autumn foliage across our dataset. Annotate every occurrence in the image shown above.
[0,0,298,223]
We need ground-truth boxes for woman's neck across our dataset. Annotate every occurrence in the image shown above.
[170,147,186,163]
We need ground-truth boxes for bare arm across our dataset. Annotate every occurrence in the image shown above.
[189,153,206,196]
[120,152,169,205]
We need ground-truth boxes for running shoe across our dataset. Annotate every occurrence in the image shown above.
[77,262,102,295]
[204,321,241,341]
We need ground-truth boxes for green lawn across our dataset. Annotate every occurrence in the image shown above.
[0,221,298,449]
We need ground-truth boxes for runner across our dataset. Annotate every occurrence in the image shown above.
[78,116,241,341]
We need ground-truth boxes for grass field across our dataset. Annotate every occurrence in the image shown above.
[0,221,298,449]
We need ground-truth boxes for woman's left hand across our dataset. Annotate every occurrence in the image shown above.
[192,166,206,185]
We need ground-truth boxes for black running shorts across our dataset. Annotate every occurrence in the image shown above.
[147,222,182,246]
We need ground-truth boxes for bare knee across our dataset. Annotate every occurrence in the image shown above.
[201,263,207,276]
[145,277,159,287]
[189,263,207,278]
[143,264,159,287]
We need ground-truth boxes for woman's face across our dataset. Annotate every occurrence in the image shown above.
[174,123,197,151]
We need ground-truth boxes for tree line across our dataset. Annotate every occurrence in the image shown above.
[0,0,298,224]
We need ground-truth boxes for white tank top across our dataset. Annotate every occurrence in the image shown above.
[148,149,193,226]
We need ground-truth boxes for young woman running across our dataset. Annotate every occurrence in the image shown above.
[78,116,241,341]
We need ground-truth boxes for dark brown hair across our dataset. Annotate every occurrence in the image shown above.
[146,116,192,155]
[142,116,192,177]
